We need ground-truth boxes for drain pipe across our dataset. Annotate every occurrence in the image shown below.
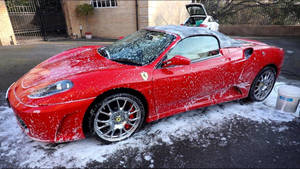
[135,0,139,31]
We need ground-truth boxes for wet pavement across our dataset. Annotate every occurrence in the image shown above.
[256,37,300,80]
[0,37,299,168]
[88,119,300,168]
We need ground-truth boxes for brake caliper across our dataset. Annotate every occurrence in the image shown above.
[125,104,135,130]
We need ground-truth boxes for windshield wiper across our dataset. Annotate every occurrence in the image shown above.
[111,58,142,66]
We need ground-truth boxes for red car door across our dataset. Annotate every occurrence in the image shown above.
[224,47,259,97]
[152,35,231,118]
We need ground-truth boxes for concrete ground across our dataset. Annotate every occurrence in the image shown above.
[0,37,299,168]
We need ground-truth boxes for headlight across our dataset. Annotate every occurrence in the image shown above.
[28,80,73,99]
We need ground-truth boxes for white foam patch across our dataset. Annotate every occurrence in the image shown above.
[0,78,299,168]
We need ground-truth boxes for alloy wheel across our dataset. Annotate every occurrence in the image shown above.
[93,96,142,142]
[253,69,276,101]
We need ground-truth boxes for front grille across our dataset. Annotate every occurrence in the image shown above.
[16,115,27,129]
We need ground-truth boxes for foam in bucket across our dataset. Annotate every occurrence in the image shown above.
[276,85,300,113]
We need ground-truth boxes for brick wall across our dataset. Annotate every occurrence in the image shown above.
[138,0,149,29]
[62,0,190,39]
[0,0,16,46]
[89,0,137,38]
[62,0,138,39]
[220,25,300,37]
[148,0,189,27]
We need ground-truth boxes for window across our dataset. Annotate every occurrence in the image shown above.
[166,36,220,61]
[91,0,117,8]
[100,30,175,66]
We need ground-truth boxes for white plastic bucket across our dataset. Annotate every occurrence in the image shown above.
[276,85,300,113]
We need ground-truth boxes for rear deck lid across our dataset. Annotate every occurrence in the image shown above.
[186,3,207,16]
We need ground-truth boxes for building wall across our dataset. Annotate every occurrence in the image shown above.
[148,0,189,26]
[62,0,190,39]
[137,0,149,29]
[0,0,16,46]
[89,1,137,38]
[62,0,138,39]
[62,0,91,38]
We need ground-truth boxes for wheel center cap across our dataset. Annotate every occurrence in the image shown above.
[260,82,264,86]
[115,116,122,122]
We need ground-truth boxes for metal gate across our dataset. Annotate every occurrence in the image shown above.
[5,0,67,42]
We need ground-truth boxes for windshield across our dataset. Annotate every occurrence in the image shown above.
[99,30,175,66]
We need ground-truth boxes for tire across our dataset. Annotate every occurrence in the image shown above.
[248,66,276,102]
[88,93,145,144]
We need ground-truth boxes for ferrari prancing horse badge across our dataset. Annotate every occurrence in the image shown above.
[141,72,148,81]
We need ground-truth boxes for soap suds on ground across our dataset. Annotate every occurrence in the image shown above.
[0,78,299,168]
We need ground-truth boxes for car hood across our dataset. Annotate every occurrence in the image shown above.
[20,45,127,89]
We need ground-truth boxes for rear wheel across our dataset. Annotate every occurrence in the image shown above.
[89,93,145,143]
[248,66,276,102]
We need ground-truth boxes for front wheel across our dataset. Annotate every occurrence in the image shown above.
[248,66,276,102]
[90,93,145,143]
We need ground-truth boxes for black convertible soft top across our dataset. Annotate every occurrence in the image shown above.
[146,25,243,48]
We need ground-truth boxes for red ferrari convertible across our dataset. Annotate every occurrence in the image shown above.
[6,25,284,143]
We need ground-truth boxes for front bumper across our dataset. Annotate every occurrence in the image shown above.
[7,84,95,143]
[5,82,15,107]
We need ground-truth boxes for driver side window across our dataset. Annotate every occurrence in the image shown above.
[167,36,220,61]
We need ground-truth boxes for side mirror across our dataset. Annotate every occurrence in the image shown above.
[219,49,225,55]
[119,36,124,40]
[162,55,191,68]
